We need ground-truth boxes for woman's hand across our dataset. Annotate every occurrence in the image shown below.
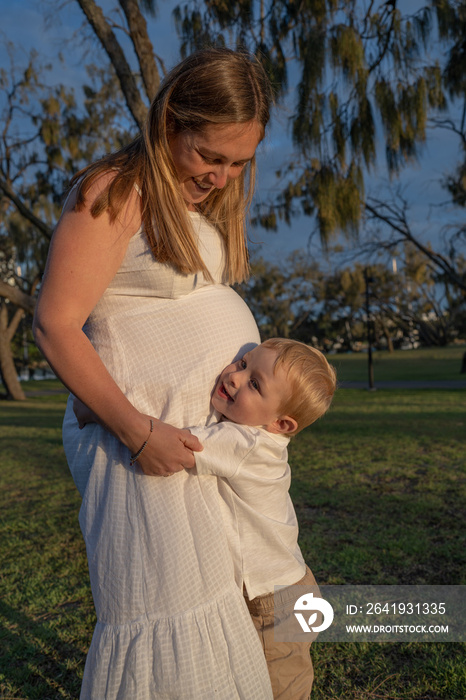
[73,395,203,477]
[73,397,100,429]
[135,420,203,477]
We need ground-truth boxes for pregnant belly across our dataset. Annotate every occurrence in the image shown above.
[86,284,260,428]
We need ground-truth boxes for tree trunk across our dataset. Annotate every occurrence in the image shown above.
[0,303,26,400]
[0,279,36,314]
[380,318,394,353]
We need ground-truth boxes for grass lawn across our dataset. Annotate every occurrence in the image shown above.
[330,344,466,383]
[0,369,465,698]
[0,395,93,699]
[291,387,466,699]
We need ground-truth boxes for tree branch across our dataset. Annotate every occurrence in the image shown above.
[367,2,397,74]
[0,175,54,241]
[429,116,466,148]
[118,0,160,101]
[0,280,36,315]
[6,306,25,343]
[76,0,148,129]
[365,199,466,292]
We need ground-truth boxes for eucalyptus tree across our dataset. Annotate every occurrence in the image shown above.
[175,0,465,292]
[0,0,173,398]
[74,0,162,127]
[0,42,132,397]
[237,250,322,338]
[2,0,465,398]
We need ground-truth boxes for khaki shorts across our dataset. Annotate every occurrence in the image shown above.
[245,567,318,700]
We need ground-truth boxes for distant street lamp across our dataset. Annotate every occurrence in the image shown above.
[364,268,375,391]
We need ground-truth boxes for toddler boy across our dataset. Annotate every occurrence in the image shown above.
[189,338,336,700]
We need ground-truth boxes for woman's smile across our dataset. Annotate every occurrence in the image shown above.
[169,121,262,210]
[192,177,214,193]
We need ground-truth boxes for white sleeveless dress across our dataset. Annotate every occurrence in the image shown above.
[62,212,273,699]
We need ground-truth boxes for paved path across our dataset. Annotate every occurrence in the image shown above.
[340,380,466,389]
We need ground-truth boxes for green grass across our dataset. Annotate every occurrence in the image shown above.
[290,387,466,699]
[20,379,68,400]
[330,344,466,382]
[0,399,94,699]
[0,378,465,698]
[292,389,466,585]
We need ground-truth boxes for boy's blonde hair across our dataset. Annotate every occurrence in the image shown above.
[262,338,337,435]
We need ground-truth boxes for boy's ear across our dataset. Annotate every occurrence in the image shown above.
[267,415,298,435]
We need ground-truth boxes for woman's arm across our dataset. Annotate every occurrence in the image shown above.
[73,397,200,476]
[33,175,201,476]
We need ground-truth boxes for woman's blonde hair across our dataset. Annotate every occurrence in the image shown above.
[262,338,337,435]
[70,47,273,283]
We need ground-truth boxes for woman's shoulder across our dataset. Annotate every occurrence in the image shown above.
[68,169,118,205]
[68,171,142,240]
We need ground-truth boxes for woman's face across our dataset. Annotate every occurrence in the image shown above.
[168,120,262,210]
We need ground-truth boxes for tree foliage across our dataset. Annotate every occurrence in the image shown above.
[175,0,444,233]
[240,249,465,351]
[0,0,170,398]
[175,0,466,295]
[1,0,466,397]
[0,31,137,397]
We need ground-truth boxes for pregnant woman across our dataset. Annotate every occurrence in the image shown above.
[33,48,274,699]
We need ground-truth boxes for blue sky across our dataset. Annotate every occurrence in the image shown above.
[0,0,462,266]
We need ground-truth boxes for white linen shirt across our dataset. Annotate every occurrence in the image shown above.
[190,421,306,600]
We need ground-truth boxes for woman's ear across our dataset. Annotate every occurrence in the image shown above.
[266,415,298,435]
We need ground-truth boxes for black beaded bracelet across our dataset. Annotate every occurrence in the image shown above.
[129,419,154,466]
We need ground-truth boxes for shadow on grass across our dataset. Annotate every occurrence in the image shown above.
[294,480,466,586]
[291,434,466,586]
[0,599,85,699]
[324,410,466,444]
[310,640,466,700]
[326,393,466,443]
[0,403,67,429]
[291,393,466,587]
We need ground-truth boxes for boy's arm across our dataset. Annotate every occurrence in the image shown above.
[189,422,257,479]
[74,401,256,479]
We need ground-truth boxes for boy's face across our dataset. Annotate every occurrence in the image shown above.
[212,345,294,433]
